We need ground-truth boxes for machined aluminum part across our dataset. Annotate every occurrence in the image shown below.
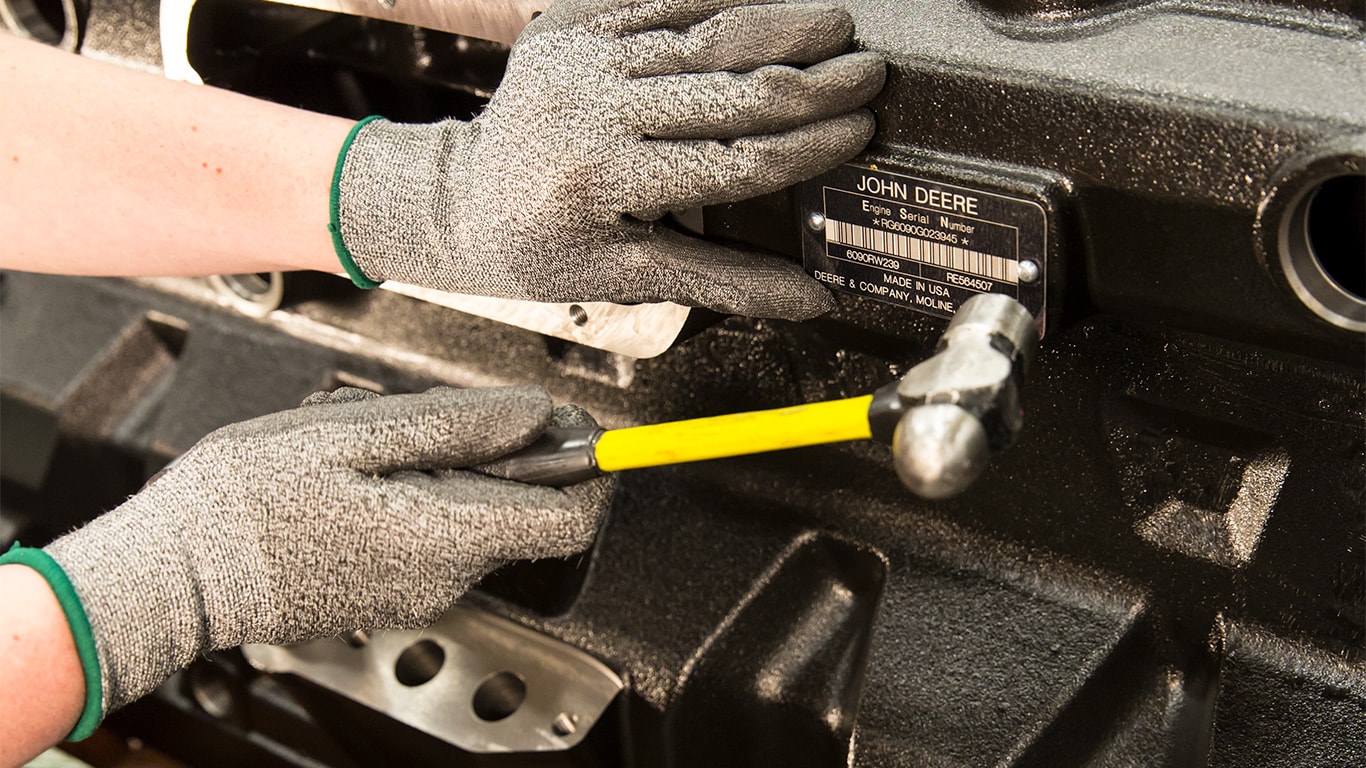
[242,604,625,753]
[379,282,692,359]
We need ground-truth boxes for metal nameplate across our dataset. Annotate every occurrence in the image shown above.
[800,163,1047,326]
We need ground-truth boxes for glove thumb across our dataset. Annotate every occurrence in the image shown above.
[626,229,835,320]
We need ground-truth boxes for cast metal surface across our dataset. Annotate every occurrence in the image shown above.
[1,0,1363,764]
[242,605,625,753]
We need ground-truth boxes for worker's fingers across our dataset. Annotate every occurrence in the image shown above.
[613,229,836,320]
[621,3,854,78]
[625,109,875,215]
[477,404,602,480]
[630,54,885,141]
[546,404,598,430]
[299,386,382,408]
[268,385,554,474]
[490,473,614,560]
[543,0,773,37]
[401,470,612,560]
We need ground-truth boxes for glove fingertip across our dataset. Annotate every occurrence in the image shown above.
[844,52,889,95]
[778,2,855,47]
[425,383,554,417]
[699,268,836,320]
[550,404,601,430]
[745,279,837,321]
[300,386,383,408]
[498,385,557,422]
[823,109,878,161]
[450,385,556,446]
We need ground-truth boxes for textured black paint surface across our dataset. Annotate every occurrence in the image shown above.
[5,0,1363,762]
[2,273,1360,765]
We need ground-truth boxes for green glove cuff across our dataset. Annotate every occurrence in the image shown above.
[329,115,386,290]
[0,543,103,741]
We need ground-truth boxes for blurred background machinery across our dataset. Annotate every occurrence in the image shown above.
[1,0,1363,764]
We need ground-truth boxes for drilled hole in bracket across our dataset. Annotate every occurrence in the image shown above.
[472,671,526,722]
[394,640,444,687]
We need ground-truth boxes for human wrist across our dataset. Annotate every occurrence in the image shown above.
[329,115,385,287]
[43,504,207,715]
[0,548,102,739]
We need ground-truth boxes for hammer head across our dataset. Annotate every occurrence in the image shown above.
[893,404,990,499]
[888,294,1037,499]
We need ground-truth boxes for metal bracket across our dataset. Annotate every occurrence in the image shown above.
[242,605,625,753]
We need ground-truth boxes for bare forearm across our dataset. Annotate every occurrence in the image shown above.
[0,564,85,768]
[0,35,352,276]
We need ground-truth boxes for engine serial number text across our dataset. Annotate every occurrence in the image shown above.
[800,163,1048,323]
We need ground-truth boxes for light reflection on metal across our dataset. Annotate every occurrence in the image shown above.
[892,293,1037,498]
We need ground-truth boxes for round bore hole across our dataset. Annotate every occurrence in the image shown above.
[1305,174,1365,300]
[1278,170,1366,331]
[209,271,284,318]
[471,671,526,722]
[394,640,445,687]
[222,273,276,301]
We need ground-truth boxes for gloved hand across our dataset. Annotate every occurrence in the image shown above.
[332,0,886,320]
[38,385,612,723]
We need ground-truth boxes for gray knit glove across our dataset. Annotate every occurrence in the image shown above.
[43,386,612,716]
[333,0,885,320]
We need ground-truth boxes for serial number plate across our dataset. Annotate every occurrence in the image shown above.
[800,163,1046,324]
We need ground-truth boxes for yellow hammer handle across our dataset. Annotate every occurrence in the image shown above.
[593,395,876,472]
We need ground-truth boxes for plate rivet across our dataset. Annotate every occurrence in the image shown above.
[552,712,578,737]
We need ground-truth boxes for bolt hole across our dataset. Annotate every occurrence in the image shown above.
[209,271,284,318]
[471,671,526,722]
[186,663,237,720]
[568,304,589,326]
[394,640,444,687]
[1306,174,1365,300]
[221,273,275,301]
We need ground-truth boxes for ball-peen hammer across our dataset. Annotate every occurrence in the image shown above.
[500,293,1037,499]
